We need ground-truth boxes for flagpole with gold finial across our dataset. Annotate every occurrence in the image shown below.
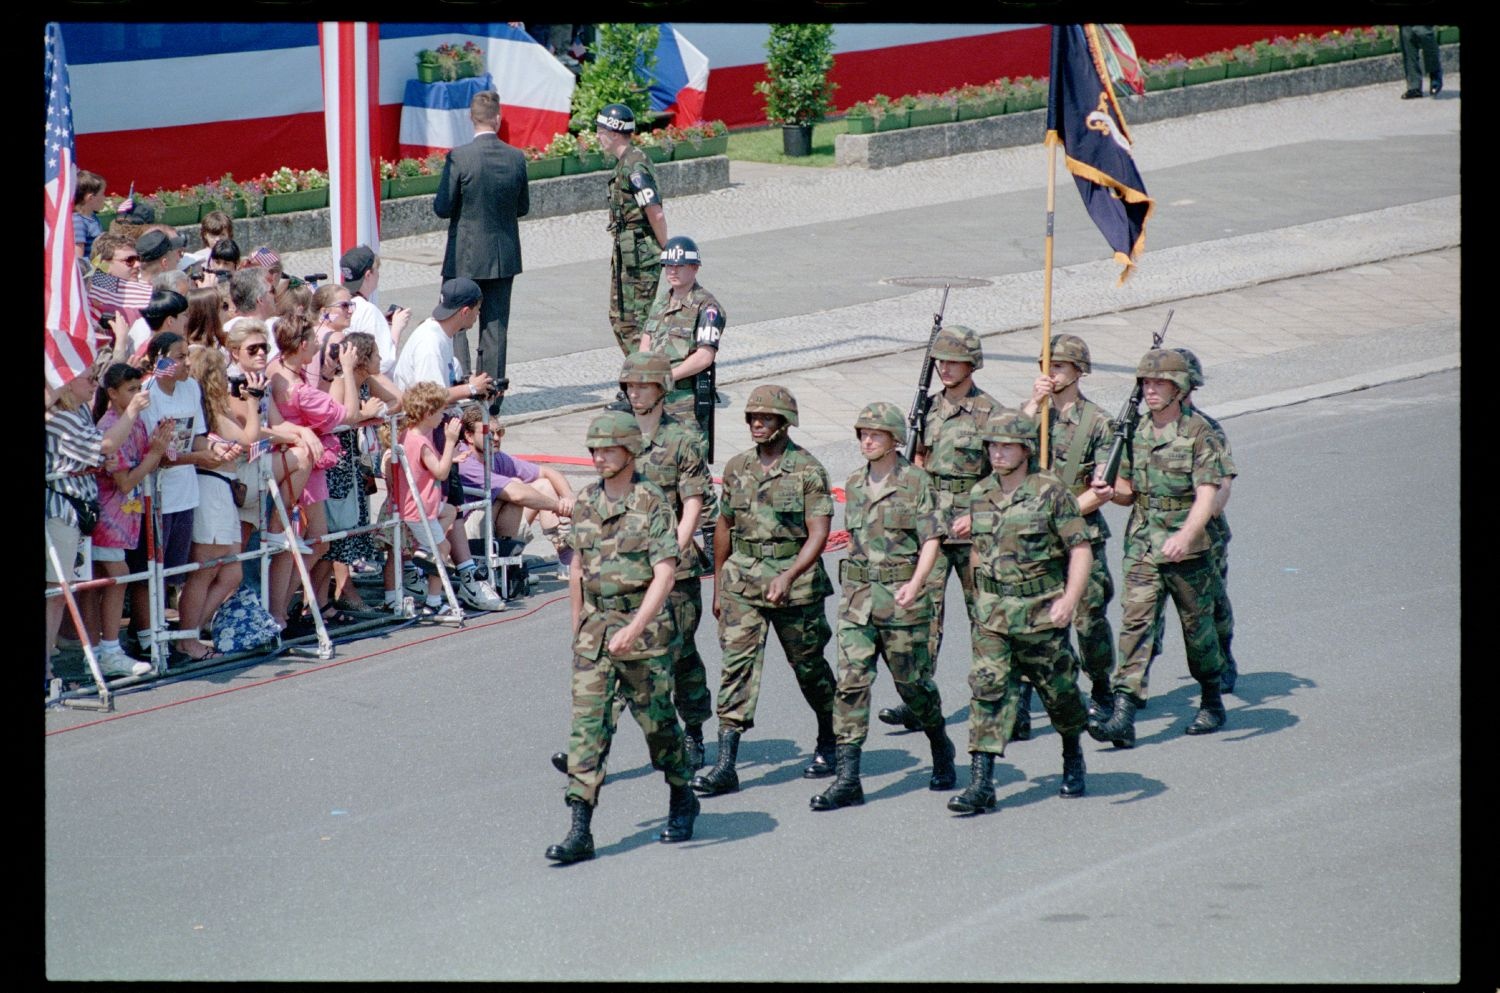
[1038,26,1066,469]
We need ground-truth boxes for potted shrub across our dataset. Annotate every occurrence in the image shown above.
[562,128,604,174]
[569,23,658,134]
[754,23,837,157]
[1006,75,1047,112]
[1313,31,1351,64]
[845,100,877,134]
[954,82,1004,120]
[908,91,956,127]
[1183,51,1228,85]
[1143,54,1188,90]
[384,155,442,199]
[151,185,202,226]
[198,173,262,219]
[1371,25,1400,55]
[1284,34,1318,69]
[416,49,441,84]
[1225,44,1265,78]
[378,158,395,199]
[1344,27,1380,59]
[523,144,563,181]
[870,93,909,131]
[671,118,728,159]
[635,127,674,163]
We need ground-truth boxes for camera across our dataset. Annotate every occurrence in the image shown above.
[385,304,399,319]
[228,375,248,399]
[485,377,509,398]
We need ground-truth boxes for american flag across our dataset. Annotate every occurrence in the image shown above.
[319,22,381,286]
[44,23,94,388]
[84,271,153,329]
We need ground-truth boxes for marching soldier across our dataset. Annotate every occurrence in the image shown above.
[948,412,1093,814]
[597,103,668,356]
[879,325,1008,734]
[1022,333,1119,726]
[1089,349,1231,748]
[811,403,956,812]
[639,235,725,454]
[693,385,839,796]
[549,352,717,773]
[546,411,698,864]
[1145,347,1240,692]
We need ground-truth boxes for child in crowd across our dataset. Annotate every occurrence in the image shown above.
[85,363,173,677]
[385,382,467,618]
[73,170,107,264]
[454,405,576,565]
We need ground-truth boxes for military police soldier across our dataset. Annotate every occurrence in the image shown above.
[639,236,725,451]
[1022,333,1119,726]
[948,412,1093,814]
[547,410,698,864]
[597,103,668,356]
[810,403,956,812]
[879,325,1008,734]
[693,385,840,796]
[1089,349,1231,748]
[549,352,717,775]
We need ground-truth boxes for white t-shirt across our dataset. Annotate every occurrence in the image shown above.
[392,318,461,393]
[348,295,397,376]
[142,377,207,514]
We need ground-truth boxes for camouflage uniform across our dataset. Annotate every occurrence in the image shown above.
[642,281,725,438]
[564,471,690,808]
[920,382,1007,664]
[834,458,945,746]
[965,472,1091,754]
[606,144,663,355]
[1112,407,1229,703]
[715,439,837,732]
[1188,403,1237,680]
[1038,395,1118,690]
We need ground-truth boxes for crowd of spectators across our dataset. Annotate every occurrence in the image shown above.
[45,180,577,694]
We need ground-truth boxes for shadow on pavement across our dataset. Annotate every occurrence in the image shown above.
[593,810,780,856]
[999,769,1169,810]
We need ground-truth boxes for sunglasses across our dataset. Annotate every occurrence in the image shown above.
[243,342,269,356]
[334,300,355,311]
[115,255,140,265]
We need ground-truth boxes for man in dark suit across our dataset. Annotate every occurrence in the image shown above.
[434,90,529,412]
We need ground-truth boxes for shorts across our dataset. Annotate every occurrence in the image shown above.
[405,519,447,560]
[45,517,81,583]
[193,473,242,545]
[125,508,196,587]
[92,545,125,563]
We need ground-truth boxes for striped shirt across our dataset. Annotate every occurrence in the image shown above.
[45,405,104,527]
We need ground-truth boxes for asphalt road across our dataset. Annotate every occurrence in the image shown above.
[44,372,1460,981]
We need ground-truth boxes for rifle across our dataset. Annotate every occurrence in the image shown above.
[904,285,951,462]
[1099,309,1174,486]
[693,361,716,464]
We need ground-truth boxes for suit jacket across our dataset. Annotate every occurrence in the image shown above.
[434,132,530,280]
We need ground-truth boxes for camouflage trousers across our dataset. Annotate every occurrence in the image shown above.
[1148,537,1235,670]
[565,650,690,808]
[1072,542,1116,688]
[833,619,943,747]
[601,578,713,738]
[1115,552,1225,702]
[925,541,977,673]
[716,594,836,732]
[967,623,1087,755]
[609,253,661,356]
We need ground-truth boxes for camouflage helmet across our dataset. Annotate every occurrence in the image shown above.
[744,384,799,427]
[853,401,906,445]
[618,350,673,393]
[584,409,643,455]
[980,410,1039,453]
[929,324,984,369]
[1135,348,1193,393]
[659,236,702,267]
[1044,333,1092,374]
[595,103,636,133]
[1173,347,1204,389]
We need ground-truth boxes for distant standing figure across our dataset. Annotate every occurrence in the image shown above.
[1399,26,1443,99]
[434,90,529,407]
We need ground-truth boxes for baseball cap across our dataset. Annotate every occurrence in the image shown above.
[339,245,376,290]
[432,278,482,320]
[137,229,186,263]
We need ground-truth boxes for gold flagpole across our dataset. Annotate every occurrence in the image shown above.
[1040,128,1059,469]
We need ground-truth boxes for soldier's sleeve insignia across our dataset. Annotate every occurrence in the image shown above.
[695,305,725,346]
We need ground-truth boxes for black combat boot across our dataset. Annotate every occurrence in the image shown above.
[544,798,595,864]
[1059,732,1086,798]
[1087,691,1137,748]
[809,744,865,810]
[877,702,924,732]
[803,710,837,778]
[684,723,706,770]
[691,727,740,795]
[1087,679,1114,725]
[1010,683,1033,741]
[1185,679,1227,735]
[659,782,701,842]
[550,751,568,774]
[947,752,997,814]
[926,723,957,790]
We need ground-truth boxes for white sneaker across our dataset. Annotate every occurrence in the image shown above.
[456,570,505,612]
[403,566,428,597]
[263,530,313,555]
[96,644,145,679]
